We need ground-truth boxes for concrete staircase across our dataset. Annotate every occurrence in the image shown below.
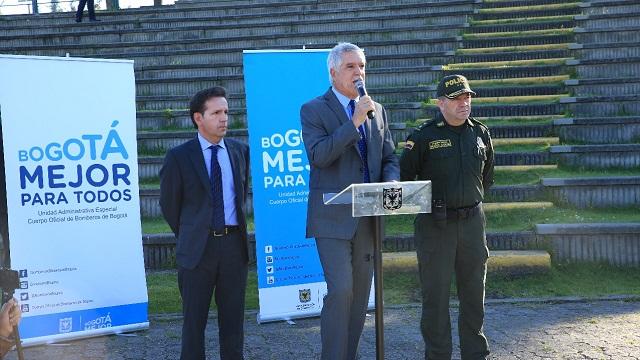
[2,0,639,268]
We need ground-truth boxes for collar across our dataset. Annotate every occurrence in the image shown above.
[197,133,226,151]
[331,86,360,109]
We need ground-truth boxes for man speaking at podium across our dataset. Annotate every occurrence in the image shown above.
[300,42,399,360]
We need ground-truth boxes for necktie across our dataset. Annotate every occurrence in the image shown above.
[348,100,370,183]
[209,145,225,232]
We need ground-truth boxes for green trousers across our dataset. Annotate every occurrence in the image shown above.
[414,206,490,360]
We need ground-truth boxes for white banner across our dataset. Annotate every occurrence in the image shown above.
[0,54,148,345]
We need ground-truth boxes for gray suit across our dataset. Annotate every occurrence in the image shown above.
[301,88,399,359]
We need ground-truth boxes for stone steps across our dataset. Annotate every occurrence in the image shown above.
[462,33,574,48]
[575,25,640,44]
[563,94,640,117]
[542,176,640,208]
[536,223,640,266]
[443,64,568,80]
[574,57,640,78]
[133,65,440,98]
[479,0,573,9]
[0,17,465,47]
[576,41,640,61]
[2,8,471,38]
[466,19,576,33]
[472,4,582,21]
[455,48,572,63]
[0,27,459,55]
[0,0,475,28]
[551,144,640,169]
[569,77,640,98]
[143,223,640,268]
[554,116,640,144]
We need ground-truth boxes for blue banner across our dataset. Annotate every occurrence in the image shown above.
[244,50,331,322]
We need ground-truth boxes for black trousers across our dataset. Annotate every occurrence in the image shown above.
[415,206,490,360]
[75,0,96,20]
[178,231,248,360]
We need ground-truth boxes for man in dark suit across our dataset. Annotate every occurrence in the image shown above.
[300,42,400,360]
[160,87,250,360]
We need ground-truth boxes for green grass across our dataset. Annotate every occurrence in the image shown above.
[469,15,575,26]
[146,263,640,313]
[478,115,562,126]
[444,58,572,69]
[493,137,558,152]
[478,3,580,13]
[473,94,570,104]
[456,43,571,54]
[494,166,640,185]
[486,262,640,298]
[147,271,259,313]
[384,206,640,233]
[463,28,574,40]
[470,75,570,87]
[142,216,255,234]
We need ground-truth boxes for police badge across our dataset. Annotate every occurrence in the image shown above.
[299,289,311,303]
[382,187,402,210]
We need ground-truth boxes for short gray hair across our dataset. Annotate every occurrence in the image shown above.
[327,42,366,83]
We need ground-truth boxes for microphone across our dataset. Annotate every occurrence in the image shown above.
[354,79,375,120]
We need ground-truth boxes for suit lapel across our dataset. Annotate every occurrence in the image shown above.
[187,138,212,199]
[324,88,366,158]
[323,88,350,126]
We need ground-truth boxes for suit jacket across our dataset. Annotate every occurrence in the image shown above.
[159,137,250,270]
[301,87,399,240]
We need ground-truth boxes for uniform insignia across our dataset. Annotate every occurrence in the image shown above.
[429,139,452,150]
[477,136,485,149]
[436,121,445,127]
[405,140,415,150]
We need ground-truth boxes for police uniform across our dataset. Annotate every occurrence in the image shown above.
[400,75,494,360]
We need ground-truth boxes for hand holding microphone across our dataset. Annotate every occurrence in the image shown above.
[352,79,376,127]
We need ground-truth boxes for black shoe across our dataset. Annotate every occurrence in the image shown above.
[75,17,82,23]
[89,18,101,22]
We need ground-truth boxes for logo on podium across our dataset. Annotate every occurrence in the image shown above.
[382,188,402,210]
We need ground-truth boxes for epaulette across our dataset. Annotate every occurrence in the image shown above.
[417,118,439,131]
[469,117,489,131]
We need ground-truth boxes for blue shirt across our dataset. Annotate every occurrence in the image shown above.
[197,133,238,226]
[332,87,360,120]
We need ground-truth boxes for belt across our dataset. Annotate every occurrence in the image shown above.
[210,226,240,237]
[446,202,480,220]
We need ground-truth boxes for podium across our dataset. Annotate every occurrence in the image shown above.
[323,181,431,360]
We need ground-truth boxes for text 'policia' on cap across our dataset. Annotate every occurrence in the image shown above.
[436,75,477,99]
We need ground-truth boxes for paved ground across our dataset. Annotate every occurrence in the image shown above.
[7,298,640,360]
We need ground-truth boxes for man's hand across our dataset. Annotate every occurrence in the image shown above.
[352,95,375,128]
[0,298,21,338]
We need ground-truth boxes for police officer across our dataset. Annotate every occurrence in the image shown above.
[400,74,494,360]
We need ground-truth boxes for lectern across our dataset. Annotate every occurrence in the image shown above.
[323,180,432,360]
